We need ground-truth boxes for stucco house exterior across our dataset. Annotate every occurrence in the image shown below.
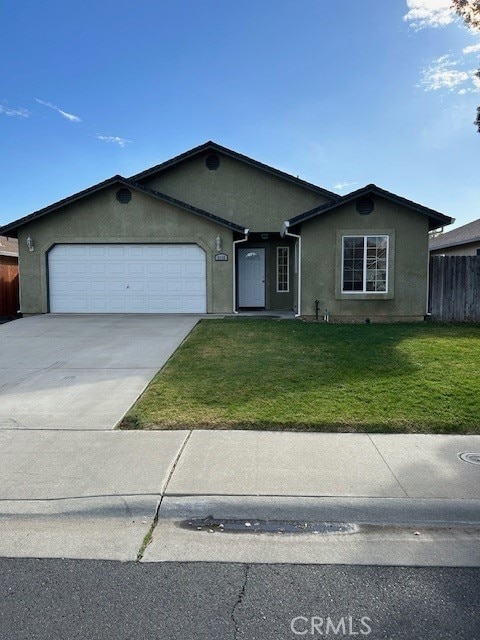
[0,141,453,321]
[430,218,480,257]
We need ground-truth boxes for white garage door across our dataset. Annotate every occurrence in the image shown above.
[48,244,206,313]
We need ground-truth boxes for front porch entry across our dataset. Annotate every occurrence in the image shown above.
[238,247,266,307]
[235,235,296,312]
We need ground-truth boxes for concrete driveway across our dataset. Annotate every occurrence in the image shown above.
[0,314,199,430]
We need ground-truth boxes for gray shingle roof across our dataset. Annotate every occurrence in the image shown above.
[0,236,18,257]
[429,218,480,250]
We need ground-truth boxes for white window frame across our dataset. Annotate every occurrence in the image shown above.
[276,246,290,293]
[341,235,389,294]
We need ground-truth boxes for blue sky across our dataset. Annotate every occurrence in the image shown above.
[1,0,479,229]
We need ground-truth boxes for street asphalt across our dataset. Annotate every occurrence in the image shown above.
[1,558,479,640]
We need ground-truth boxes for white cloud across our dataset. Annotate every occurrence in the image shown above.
[404,0,455,30]
[420,54,478,92]
[333,181,359,191]
[57,109,81,122]
[96,135,132,148]
[0,103,30,118]
[463,42,480,54]
[36,98,81,122]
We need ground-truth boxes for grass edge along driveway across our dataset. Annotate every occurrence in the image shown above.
[119,320,480,434]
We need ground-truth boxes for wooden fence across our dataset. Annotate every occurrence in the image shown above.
[0,263,20,318]
[429,256,480,322]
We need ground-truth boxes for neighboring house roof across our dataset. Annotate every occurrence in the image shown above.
[285,184,454,231]
[429,217,480,251]
[130,140,338,200]
[0,235,18,257]
[0,176,248,238]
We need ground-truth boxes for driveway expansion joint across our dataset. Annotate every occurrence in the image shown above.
[367,434,409,497]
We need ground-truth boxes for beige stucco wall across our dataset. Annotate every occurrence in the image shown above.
[141,153,330,232]
[300,198,430,320]
[17,186,234,314]
[430,241,480,257]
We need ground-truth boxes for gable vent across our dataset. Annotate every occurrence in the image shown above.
[205,154,220,170]
[356,196,374,215]
[116,188,132,204]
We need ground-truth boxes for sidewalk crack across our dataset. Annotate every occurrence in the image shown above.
[135,430,192,561]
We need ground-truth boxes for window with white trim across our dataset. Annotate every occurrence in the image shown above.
[342,235,388,293]
[277,246,289,292]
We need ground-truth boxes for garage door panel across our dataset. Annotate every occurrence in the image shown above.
[70,281,88,293]
[108,263,125,276]
[127,263,145,276]
[129,282,147,294]
[147,263,165,276]
[48,244,206,314]
[90,263,107,275]
[91,281,107,294]
[70,298,89,312]
[90,297,107,311]
[89,245,107,258]
[107,281,125,294]
[107,246,125,258]
[128,246,146,259]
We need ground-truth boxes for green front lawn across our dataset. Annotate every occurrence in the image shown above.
[119,320,480,433]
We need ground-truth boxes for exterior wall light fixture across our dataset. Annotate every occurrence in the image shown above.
[215,236,222,251]
[26,236,35,252]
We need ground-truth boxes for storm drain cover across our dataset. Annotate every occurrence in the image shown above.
[180,517,358,535]
[459,452,480,466]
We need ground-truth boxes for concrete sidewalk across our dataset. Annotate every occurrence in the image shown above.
[0,430,479,565]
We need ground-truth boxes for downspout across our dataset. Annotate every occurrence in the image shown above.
[426,246,431,318]
[281,221,302,318]
[232,229,250,314]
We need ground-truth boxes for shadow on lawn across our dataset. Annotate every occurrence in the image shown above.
[120,321,480,433]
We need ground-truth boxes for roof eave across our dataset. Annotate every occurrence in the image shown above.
[285,184,454,229]
[0,175,130,237]
[0,175,247,237]
[430,236,480,251]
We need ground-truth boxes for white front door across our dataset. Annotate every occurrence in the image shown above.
[238,248,265,307]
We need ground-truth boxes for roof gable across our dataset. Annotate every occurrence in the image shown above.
[0,176,248,237]
[130,141,337,200]
[285,184,454,231]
